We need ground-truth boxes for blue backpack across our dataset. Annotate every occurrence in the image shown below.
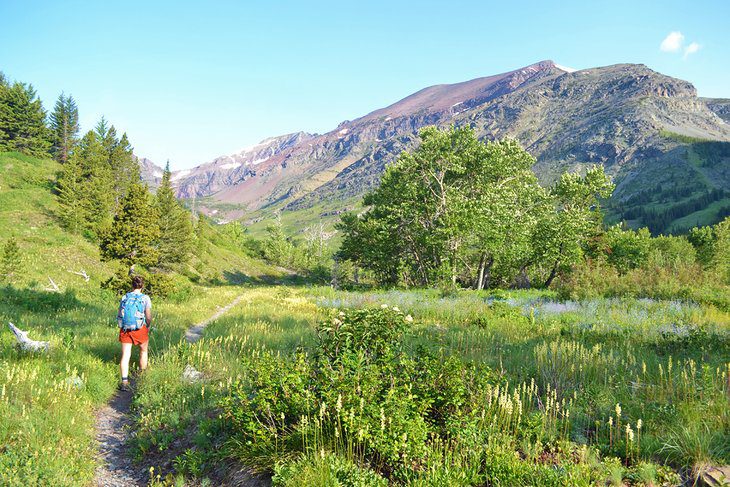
[118,292,147,330]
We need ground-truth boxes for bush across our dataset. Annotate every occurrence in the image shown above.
[604,226,651,274]
[101,264,186,299]
[0,237,23,283]
[273,453,387,487]
[317,306,411,363]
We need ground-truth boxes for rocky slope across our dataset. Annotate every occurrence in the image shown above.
[142,61,730,232]
[703,97,730,123]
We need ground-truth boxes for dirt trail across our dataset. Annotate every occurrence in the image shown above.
[94,294,246,486]
[185,294,247,343]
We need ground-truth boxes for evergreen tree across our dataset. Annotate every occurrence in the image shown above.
[154,161,193,268]
[110,132,141,206]
[99,180,160,268]
[194,216,207,257]
[75,130,115,234]
[49,93,79,163]
[56,153,84,232]
[0,74,51,156]
[0,237,23,283]
[94,116,109,139]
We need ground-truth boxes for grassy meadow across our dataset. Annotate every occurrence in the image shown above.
[1,150,729,486]
[131,287,729,486]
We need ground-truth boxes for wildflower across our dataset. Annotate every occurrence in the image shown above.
[626,424,634,441]
[381,304,388,309]
[332,318,342,326]
[608,416,613,427]
[615,403,621,418]
[405,315,413,323]
[338,311,345,317]
[336,394,343,413]
[392,306,400,312]
[636,419,642,430]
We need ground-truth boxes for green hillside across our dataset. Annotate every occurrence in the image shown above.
[0,151,284,485]
[0,151,282,290]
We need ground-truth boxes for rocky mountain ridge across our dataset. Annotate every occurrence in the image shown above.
[140,61,730,232]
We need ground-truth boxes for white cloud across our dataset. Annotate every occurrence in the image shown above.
[660,31,685,52]
[683,42,701,59]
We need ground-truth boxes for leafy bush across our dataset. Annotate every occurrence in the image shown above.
[273,453,387,486]
[317,306,410,362]
[101,264,187,299]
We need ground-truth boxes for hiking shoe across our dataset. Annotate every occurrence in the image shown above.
[119,381,132,392]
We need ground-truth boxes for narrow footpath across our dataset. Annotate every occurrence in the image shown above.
[94,294,245,487]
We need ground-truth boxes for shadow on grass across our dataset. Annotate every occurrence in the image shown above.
[0,285,84,313]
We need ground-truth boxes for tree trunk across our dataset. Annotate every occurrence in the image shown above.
[475,253,487,290]
[481,256,494,290]
[331,258,340,290]
[516,264,531,289]
[544,260,560,288]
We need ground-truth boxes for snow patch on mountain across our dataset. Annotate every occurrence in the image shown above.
[554,63,577,73]
[172,170,190,180]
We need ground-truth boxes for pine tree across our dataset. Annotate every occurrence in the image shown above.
[56,153,84,232]
[76,130,115,234]
[57,128,113,236]
[155,161,193,268]
[0,75,51,157]
[94,116,109,139]
[109,132,140,206]
[0,237,23,282]
[194,217,207,257]
[100,180,160,268]
[49,93,79,163]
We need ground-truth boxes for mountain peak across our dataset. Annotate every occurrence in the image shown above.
[529,60,577,73]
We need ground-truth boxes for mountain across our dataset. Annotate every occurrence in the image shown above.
[703,98,730,123]
[144,61,730,234]
[136,156,165,188]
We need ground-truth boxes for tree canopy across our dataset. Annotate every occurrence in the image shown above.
[338,126,614,288]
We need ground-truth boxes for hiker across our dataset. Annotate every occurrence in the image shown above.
[117,275,152,391]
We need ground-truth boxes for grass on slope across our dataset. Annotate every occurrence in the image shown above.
[0,151,284,485]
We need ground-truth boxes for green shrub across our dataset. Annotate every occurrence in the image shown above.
[101,264,186,299]
[317,306,410,362]
[273,453,387,487]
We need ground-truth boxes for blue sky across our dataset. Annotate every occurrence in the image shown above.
[1,0,728,169]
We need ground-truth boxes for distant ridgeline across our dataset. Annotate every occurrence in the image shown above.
[145,62,730,237]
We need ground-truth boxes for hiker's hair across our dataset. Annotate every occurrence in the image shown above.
[131,275,145,290]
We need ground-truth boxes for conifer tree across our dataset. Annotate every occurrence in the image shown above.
[57,128,115,236]
[109,132,140,206]
[49,93,79,163]
[0,237,23,283]
[76,130,115,234]
[56,154,84,232]
[100,180,160,268]
[0,74,51,156]
[155,161,193,268]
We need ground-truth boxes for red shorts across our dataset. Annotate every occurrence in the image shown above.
[119,325,149,345]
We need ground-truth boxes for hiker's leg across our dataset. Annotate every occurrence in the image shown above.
[139,340,148,371]
[120,342,132,380]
